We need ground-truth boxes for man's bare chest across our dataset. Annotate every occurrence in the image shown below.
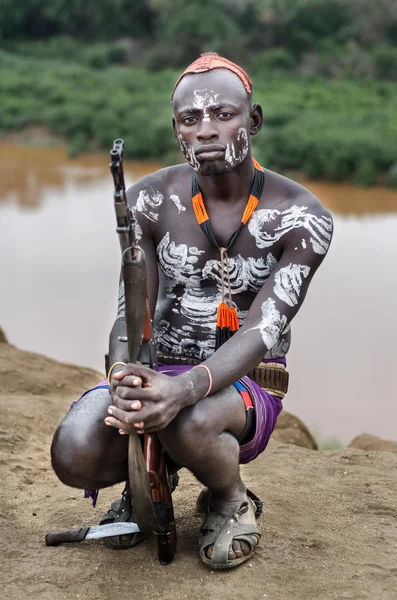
[152,205,284,294]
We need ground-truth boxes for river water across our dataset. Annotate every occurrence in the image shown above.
[1,143,396,445]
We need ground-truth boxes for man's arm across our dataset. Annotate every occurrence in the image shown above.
[189,196,333,400]
[108,181,159,375]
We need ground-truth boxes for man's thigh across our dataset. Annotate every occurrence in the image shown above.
[162,384,247,441]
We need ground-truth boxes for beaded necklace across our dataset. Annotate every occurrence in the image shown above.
[191,158,265,349]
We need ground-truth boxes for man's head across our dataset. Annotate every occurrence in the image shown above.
[171,53,263,176]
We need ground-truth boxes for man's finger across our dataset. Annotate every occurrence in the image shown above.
[115,385,154,401]
[107,405,150,425]
[111,396,142,411]
[112,363,154,382]
[104,416,126,429]
[117,375,143,387]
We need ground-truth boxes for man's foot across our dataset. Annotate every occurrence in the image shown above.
[100,473,179,549]
[99,482,146,549]
[199,493,261,569]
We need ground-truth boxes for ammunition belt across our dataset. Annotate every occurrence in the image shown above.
[156,352,289,399]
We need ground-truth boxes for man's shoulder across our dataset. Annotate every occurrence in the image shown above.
[126,163,191,203]
[263,169,330,217]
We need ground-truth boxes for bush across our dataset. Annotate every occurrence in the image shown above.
[351,158,377,187]
[249,49,296,74]
[0,56,396,186]
[107,44,127,65]
[373,44,397,80]
[386,163,397,189]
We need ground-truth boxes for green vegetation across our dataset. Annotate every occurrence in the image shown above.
[312,429,345,450]
[317,436,345,451]
[1,0,397,185]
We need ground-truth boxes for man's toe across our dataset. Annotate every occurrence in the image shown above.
[232,540,244,558]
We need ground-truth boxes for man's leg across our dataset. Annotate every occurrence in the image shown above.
[158,384,254,562]
[51,388,128,489]
[51,384,257,562]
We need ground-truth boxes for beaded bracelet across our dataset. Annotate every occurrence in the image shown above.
[192,364,213,398]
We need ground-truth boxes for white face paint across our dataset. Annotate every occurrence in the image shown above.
[202,253,277,294]
[225,128,249,169]
[170,194,186,214]
[273,263,311,307]
[245,298,288,350]
[193,89,219,122]
[177,134,200,171]
[136,189,164,222]
[302,238,307,249]
[248,205,332,254]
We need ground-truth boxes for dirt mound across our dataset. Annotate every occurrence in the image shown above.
[0,342,102,397]
[0,326,8,344]
[273,410,318,449]
[0,343,396,600]
[349,433,397,453]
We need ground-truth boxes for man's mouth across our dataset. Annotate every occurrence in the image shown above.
[195,145,225,161]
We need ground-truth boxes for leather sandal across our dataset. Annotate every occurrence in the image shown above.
[199,496,261,570]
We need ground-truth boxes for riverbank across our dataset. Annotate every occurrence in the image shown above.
[1,338,397,599]
[1,49,397,187]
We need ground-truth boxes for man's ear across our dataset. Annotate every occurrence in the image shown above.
[172,116,178,138]
[250,104,263,136]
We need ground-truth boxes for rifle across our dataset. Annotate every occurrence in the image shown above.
[109,139,177,564]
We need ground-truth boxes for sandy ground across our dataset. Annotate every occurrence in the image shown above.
[1,342,397,600]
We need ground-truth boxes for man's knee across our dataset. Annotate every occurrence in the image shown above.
[51,417,102,489]
[159,404,213,463]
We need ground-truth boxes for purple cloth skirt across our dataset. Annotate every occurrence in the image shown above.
[157,361,284,464]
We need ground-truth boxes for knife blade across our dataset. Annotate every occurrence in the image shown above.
[46,521,140,546]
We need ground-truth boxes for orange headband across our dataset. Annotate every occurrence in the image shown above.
[171,52,252,102]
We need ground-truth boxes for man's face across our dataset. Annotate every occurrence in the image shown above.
[172,70,253,176]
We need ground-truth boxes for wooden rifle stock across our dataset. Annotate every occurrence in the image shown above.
[110,140,176,564]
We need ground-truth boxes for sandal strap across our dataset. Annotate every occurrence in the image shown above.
[200,499,261,567]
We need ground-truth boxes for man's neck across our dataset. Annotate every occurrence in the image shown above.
[195,153,255,205]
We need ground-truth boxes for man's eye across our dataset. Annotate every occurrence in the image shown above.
[218,112,233,119]
[182,116,198,125]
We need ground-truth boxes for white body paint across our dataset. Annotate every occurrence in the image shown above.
[248,205,332,255]
[136,189,164,222]
[263,335,290,359]
[153,229,294,359]
[156,232,280,359]
[170,194,186,214]
[202,253,277,294]
[273,263,311,307]
[130,207,143,242]
[245,298,288,350]
[156,232,205,284]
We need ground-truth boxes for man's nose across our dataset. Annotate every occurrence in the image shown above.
[196,118,218,141]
